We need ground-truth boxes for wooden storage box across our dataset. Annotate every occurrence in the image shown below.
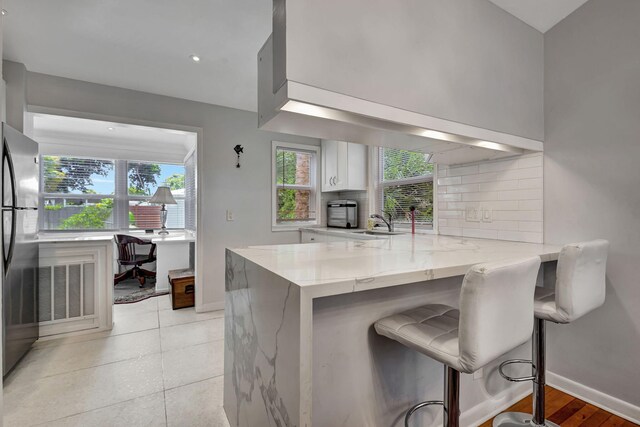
[168,268,195,310]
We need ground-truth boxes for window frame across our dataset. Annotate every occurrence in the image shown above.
[271,141,321,231]
[39,156,186,232]
[375,147,438,233]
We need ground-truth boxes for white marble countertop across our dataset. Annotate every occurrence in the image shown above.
[229,234,562,296]
[37,231,195,244]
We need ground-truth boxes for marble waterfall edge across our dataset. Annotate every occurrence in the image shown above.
[224,249,301,427]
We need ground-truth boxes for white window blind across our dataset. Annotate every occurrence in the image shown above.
[184,151,196,231]
[376,147,434,229]
[40,156,186,231]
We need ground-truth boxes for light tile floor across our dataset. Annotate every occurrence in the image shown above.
[3,296,229,427]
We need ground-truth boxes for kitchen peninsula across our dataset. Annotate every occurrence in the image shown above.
[224,235,562,427]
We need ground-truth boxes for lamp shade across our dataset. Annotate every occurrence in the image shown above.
[149,186,177,205]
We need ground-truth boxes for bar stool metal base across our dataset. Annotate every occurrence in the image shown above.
[405,401,443,427]
[405,366,460,427]
[493,319,558,427]
[493,412,560,427]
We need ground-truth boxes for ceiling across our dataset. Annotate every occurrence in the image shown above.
[487,0,590,33]
[3,1,588,115]
[3,0,271,112]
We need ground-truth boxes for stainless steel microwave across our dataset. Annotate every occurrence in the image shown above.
[327,200,358,229]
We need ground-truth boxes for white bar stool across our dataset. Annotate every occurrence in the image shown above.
[494,240,609,427]
[375,256,541,427]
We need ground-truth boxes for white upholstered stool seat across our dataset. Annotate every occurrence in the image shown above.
[533,287,558,323]
[375,304,462,370]
[376,257,542,427]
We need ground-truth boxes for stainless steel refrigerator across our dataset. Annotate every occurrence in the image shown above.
[1,123,39,377]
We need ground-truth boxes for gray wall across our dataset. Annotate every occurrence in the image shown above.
[280,0,544,141]
[3,60,26,131]
[544,0,640,408]
[25,71,319,309]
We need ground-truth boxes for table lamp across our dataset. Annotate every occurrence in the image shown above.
[150,186,177,235]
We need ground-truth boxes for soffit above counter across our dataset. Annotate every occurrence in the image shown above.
[259,1,544,165]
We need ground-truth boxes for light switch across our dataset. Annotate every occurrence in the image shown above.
[226,210,234,221]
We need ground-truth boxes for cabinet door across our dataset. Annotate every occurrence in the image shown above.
[346,143,368,191]
[322,140,339,192]
[334,141,349,191]
[300,231,322,243]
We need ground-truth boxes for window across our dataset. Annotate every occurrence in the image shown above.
[272,141,320,230]
[41,156,186,231]
[376,147,434,230]
[127,162,186,230]
[42,157,116,230]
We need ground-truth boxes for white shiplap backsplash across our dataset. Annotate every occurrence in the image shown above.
[437,152,543,243]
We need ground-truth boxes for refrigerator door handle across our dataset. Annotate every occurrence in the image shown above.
[2,140,17,208]
[2,209,16,274]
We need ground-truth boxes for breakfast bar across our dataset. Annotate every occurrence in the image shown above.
[224,235,562,427]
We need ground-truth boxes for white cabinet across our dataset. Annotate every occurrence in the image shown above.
[301,230,326,243]
[300,229,367,243]
[321,140,367,192]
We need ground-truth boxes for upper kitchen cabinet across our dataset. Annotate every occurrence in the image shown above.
[258,0,544,165]
[321,140,366,192]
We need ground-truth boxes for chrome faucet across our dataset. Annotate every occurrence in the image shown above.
[370,211,394,232]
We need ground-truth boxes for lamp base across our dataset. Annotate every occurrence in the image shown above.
[158,229,169,235]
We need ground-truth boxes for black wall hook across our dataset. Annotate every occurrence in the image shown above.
[234,145,244,168]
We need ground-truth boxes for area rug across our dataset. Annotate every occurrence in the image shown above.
[114,279,169,304]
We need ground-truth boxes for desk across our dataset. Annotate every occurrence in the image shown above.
[151,233,196,293]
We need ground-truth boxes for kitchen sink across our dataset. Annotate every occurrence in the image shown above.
[351,230,407,236]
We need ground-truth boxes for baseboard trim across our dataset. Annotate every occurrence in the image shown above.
[197,301,224,313]
[547,371,640,424]
[462,383,531,427]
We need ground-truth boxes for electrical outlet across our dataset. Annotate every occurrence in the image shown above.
[226,210,234,221]
[482,208,492,223]
[473,368,484,380]
[465,205,481,222]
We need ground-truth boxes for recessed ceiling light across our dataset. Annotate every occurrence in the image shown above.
[190,55,201,63]
[107,127,115,131]
[1,9,8,16]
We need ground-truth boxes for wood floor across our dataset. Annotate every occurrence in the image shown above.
[480,386,638,427]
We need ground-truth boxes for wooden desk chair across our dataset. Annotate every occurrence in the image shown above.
[114,234,157,287]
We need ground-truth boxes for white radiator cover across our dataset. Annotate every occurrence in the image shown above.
[38,242,112,337]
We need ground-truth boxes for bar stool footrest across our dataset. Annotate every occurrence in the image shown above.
[498,359,536,382]
[493,411,560,427]
[405,400,443,427]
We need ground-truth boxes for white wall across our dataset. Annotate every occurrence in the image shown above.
[278,0,544,141]
[437,153,543,243]
[544,0,640,417]
[25,71,319,310]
